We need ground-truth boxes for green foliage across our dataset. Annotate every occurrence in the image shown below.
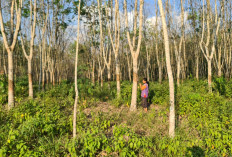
[214,76,226,95]
[177,80,232,156]
[120,81,132,105]
[225,79,232,98]
[150,82,169,105]
[0,76,7,105]
[15,76,29,98]
[0,79,232,156]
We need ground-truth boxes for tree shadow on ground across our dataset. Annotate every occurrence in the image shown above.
[186,146,205,157]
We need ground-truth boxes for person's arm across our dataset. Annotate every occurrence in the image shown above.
[139,83,146,90]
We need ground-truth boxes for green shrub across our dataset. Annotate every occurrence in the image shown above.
[214,76,226,95]
[225,79,232,98]
[150,82,169,105]
[1,78,232,156]
[0,76,7,105]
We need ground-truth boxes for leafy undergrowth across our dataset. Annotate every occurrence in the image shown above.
[0,78,232,156]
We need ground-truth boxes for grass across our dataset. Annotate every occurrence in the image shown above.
[0,78,232,156]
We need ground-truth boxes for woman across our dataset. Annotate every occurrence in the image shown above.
[139,78,149,112]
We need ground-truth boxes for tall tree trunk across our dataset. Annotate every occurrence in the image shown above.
[8,51,14,109]
[131,57,138,111]
[28,59,33,97]
[107,0,121,98]
[53,70,55,86]
[73,0,81,138]
[154,7,161,83]
[101,69,104,88]
[159,69,162,83]
[39,44,42,91]
[174,39,182,86]
[207,59,212,90]
[92,60,95,85]
[41,6,49,90]
[20,0,37,98]
[146,45,150,81]
[2,44,7,78]
[158,0,175,138]
[126,49,132,82]
[46,70,49,87]
[0,0,23,109]
[157,49,163,84]
[107,66,111,82]
[200,0,222,92]
[124,0,144,111]
[196,50,199,80]
[217,46,222,77]
[180,0,186,80]
[103,45,111,87]
[190,0,199,81]
[115,55,121,97]
[97,0,107,89]
[42,51,46,90]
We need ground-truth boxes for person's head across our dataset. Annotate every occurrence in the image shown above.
[143,78,147,84]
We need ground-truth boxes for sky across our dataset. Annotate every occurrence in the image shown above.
[64,0,191,44]
[0,0,226,50]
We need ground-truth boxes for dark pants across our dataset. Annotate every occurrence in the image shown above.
[141,97,148,108]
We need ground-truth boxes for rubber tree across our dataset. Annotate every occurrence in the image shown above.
[73,0,81,138]
[97,0,107,88]
[124,0,144,111]
[20,0,37,98]
[0,0,23,109]
[199,0,222,92]
[158,0,175,138]
[107,0,121,98]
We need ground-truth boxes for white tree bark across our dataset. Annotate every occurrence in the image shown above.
[124,0,144,111]
[126,48,132,82]
[0,0,23,109]
[145,45,150,81]
[97,0,107,89]
[158,0,175,138]
[73,0,81,138]
[20,0,37,98]
[199,0,222,92]
[107,0,121,98]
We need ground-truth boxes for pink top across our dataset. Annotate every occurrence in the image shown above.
[141,83,148,98]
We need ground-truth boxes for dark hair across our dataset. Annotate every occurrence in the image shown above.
[143,78,149,87]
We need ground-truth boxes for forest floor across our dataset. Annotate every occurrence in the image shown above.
[83,102,169,137]
[1,80,231,156]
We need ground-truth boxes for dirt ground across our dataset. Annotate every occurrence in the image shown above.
[83,102,170,137]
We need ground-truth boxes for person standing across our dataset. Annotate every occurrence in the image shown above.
[139,78,149,112]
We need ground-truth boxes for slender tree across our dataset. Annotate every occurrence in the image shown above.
[107,0,121,97]
[97,0,107,88]
[158,0,175,138]
[199,0,222,92]
[124,0,144,111]
[20,0,37,98]
[0,0,23,109]
[73,0,81,138]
